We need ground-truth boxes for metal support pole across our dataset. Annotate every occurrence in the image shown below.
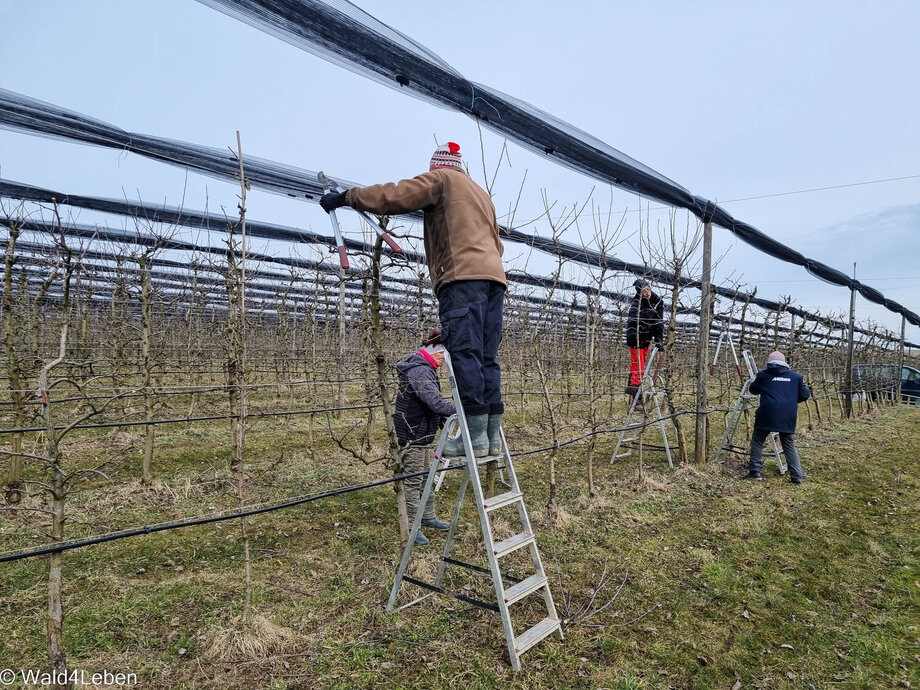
[694,221,713,463]
[845,263,856,418]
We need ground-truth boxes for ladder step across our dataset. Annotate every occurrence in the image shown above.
[490,532,534,558]
[483,490,523,512]
[502,573,548,605]
[613,451,632,459]
[437,453,502,462]
[621,435,639,443]
[514,617,561,656]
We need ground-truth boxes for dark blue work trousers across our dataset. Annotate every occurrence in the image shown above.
[749,427,804,481]
[437,280,505,417]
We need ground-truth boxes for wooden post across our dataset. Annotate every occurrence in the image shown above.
[897,314,906,401]
[845,263,856,418]
[694,221,713,463]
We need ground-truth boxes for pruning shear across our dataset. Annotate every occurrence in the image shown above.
[317,171,402,270]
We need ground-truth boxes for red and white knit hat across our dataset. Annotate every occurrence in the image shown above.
[430,142,463,171]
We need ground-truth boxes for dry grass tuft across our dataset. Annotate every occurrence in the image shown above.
[202,614,298,662]
[551,505,576,529]
[631,473,669,493]
[672,463,709,480]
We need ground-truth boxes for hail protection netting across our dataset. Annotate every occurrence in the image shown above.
[0,84,916,331]
[0,178,426,266]
[6,176,914,347]
[0,87,358,199]
[189,0,920,329]
[0,175,875,336]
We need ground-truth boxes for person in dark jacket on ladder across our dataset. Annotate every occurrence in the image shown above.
[394,330,457,545]
[321,142,506,459]
[743,351,811,484]
[624,279,665,396]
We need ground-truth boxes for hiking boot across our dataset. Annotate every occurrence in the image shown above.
[413,530,429,546]
[789,477,804,485]
[742,471,763,481]
[421,517,450,531]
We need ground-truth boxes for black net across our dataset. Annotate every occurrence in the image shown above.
[1,82,917,329]
[188,0,920,329]
[0,176,865,334]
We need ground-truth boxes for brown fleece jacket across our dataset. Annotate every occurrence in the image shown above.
[345,168,505,295]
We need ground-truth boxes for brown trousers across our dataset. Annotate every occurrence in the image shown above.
[401,444,436,522]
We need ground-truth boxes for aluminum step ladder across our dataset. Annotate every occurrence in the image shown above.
[713,349,786,473]
[609,345,674,468]
[386,351,563,671]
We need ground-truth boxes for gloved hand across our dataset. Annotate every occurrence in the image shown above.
[320,190,348,213]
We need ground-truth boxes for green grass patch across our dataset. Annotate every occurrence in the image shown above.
[1,395,918,688]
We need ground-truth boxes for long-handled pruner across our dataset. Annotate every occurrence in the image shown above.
[317,171,350,269]
[317,172,403,269]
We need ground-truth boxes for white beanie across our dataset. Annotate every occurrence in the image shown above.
[430,142,463,171]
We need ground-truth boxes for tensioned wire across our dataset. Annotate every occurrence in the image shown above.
[8,387,889,567]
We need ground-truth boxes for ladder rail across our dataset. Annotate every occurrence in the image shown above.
[610,346,674,467]
[386,427,452,613]
[498,424,563,637]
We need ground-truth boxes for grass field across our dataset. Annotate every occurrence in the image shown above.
[1,397,917,689]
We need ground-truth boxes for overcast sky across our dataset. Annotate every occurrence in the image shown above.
[1,0,918,343]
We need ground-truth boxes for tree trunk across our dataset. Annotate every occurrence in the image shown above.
[367,233,409,541]
[140,256,155,485]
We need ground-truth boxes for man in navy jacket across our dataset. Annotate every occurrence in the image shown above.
[744,351,811,484]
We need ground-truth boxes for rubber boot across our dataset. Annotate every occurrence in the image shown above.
[421,517,450,531]
[441,431,464,457]
[442,414,489,458]
[487,413,503,456]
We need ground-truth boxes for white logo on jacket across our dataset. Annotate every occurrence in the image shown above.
[771,376,792,382]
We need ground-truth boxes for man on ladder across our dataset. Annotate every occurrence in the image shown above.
[321,141,506,458]
[743,351,811,484]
